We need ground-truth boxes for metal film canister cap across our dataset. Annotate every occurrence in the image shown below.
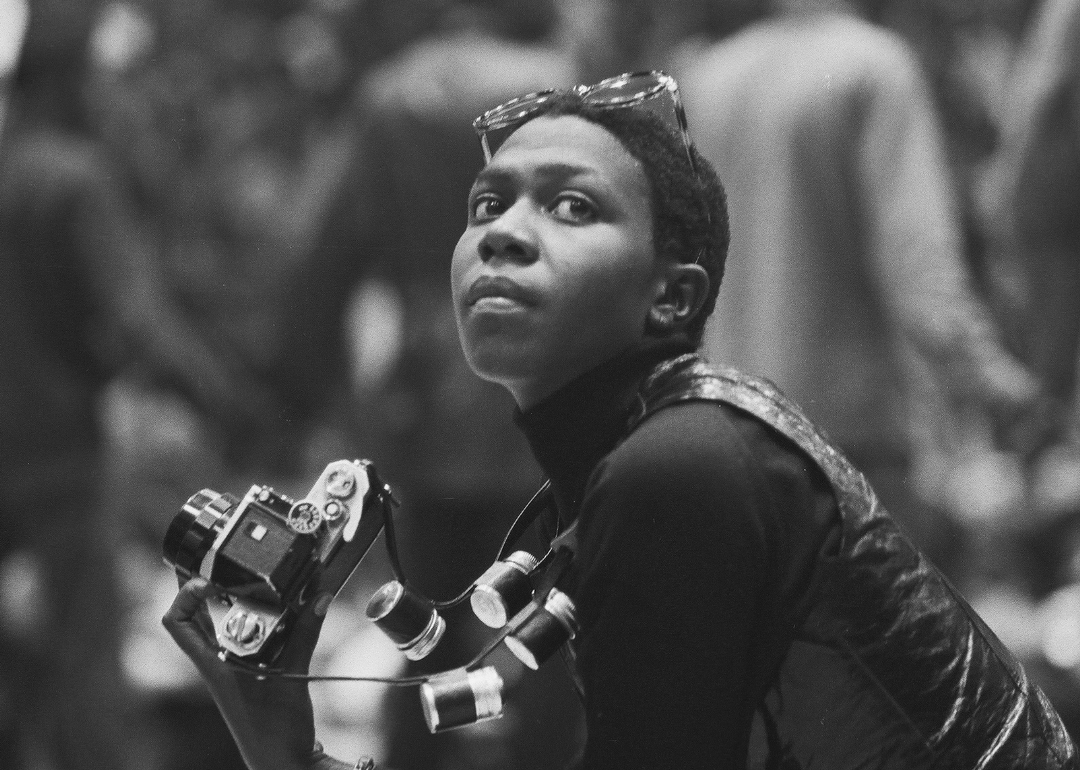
[470,550,539,628]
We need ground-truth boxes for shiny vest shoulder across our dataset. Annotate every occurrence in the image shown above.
[635,355,1077,770]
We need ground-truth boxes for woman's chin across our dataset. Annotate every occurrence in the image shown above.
[461,340,536,389]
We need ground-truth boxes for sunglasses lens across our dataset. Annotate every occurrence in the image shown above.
[589,73,681,130]
[477,91,557,130]
[583,72,666,105]
[475,90,558,157]
[481,124,521,159]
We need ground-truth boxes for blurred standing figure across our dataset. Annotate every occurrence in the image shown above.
[0,2,133,768]
[679,0,1037,567]
[970,3,1080,727]
[979,0,1080,530]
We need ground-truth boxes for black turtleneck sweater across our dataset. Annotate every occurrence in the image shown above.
[515,342,840,770]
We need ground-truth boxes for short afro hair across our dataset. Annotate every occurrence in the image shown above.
[511,92,729,346]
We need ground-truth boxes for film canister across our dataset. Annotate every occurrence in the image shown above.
[420,667,504,733]
[365,580,445,661]
[504,588,578,670]
[470,550,539,628]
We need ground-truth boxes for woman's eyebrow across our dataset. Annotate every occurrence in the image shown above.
[472,166,514,188]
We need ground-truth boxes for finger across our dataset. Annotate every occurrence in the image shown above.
[278,592,334,672]
[162,577,224,667]
[163,576,219,622]
[174,573,220,638]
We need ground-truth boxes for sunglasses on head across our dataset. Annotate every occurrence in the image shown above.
[472,70,698,176]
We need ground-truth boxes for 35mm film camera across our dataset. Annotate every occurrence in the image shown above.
[162,460,389,664]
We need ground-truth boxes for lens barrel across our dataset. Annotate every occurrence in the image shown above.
[163,489,238,576]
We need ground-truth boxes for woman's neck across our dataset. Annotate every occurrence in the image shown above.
[508,334,696,410]
[514,337,696,516]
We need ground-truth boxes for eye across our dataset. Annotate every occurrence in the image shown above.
[550,194,597,224]
[471,193,505,222]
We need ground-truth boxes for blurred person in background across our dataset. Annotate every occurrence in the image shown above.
[973,0,1080,730]
[979,0,1080,558]
[0,1,134,767]
[869,0,1041,251]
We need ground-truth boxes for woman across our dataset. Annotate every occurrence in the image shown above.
[165,73,1077,769]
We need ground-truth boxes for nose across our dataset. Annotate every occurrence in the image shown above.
[478,203,539,264]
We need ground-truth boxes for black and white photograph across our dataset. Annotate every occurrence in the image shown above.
[2,0,1080,768]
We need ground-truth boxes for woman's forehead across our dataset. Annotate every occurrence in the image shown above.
[487,114,649,195]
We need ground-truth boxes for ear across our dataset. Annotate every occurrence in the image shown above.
[646,262,710,335]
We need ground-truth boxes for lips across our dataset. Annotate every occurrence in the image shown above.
[463,275,539,308]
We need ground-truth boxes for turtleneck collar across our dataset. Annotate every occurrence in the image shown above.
[514,336,696,520]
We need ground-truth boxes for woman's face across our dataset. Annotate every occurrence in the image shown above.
[451,114,663,408]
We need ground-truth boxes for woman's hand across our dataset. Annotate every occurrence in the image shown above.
[162,577,350,770]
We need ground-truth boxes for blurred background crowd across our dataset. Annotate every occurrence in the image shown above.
[2,0,1080,768]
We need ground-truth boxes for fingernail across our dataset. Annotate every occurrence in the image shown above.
[313,593,334,617]
[190,579,225,600]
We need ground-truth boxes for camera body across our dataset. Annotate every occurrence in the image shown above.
[163,460,387,664]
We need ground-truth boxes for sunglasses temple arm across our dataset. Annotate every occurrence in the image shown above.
[671,103,698,176]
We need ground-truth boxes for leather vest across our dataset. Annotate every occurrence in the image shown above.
[633,355,1077,769]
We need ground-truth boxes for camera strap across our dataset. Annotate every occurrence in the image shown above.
[496,480,556,561]
[379,478,563,611]
[232,481,578,687]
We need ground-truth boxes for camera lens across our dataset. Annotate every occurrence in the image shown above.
[163,489,238,577]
